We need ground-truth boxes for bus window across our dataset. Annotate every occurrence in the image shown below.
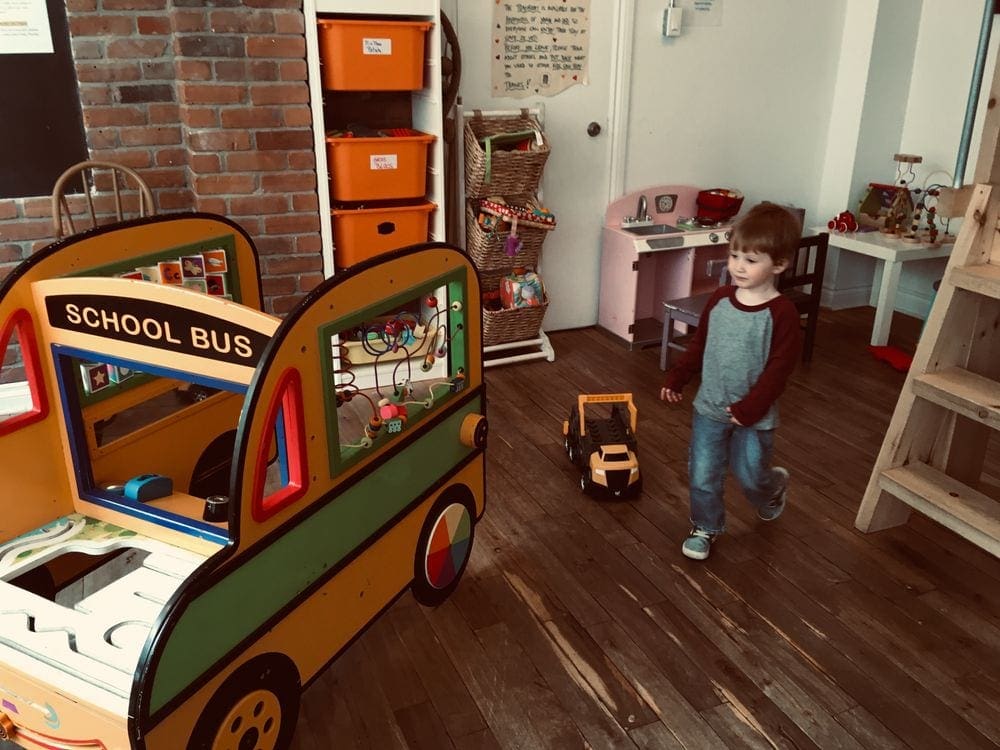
[252,368,307,521]
[53,348,246,542]
[0,309,48,436]
[320,270,468,475]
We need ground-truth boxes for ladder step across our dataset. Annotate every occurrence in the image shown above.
[879,462,1000,556]
[912,366,1000,430]
[949,263,1000,299]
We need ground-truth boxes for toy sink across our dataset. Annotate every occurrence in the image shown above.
[621,223,683,237]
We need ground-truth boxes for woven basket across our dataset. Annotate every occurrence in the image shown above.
[465,200,545,271]
[464,113,550,199]
[477,266,510,293]
[482,301,548,347]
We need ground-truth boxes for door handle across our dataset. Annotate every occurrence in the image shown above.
[587,121,602,137]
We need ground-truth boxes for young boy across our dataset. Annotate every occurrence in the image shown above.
[660,203,802,560]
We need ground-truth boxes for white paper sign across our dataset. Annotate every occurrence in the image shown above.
[0,0,54,54]
[362,37,392,56]
[370,154,398,170]
[491,1,591,99]
[676,0,723,27]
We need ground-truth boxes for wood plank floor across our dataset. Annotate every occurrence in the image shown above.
[293,307,997,749]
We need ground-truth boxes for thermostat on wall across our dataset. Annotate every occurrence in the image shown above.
[655,194,677,213]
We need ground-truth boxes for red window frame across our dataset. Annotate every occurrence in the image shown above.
[0,309,49,438]
[251,367,308,522]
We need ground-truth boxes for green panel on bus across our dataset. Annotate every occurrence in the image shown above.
[149,394,483,712]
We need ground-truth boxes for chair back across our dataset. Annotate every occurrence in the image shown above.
[51,160,155,240]
[778,232,828,361]
[778,233,828,308]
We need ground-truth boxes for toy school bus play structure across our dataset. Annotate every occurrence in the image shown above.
[0,214,486,750]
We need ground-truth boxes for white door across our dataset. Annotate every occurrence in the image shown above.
[448,2,621,331]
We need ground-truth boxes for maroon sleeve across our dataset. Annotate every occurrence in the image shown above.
[728,297,802,426]
[662,286,730,394]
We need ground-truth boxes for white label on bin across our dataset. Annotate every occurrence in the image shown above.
[370,154,398,170]
[363,37,392,55]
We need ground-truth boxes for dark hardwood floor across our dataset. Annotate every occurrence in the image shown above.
[288,307,1000,750]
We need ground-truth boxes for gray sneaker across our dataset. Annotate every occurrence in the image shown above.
[682,528,715,560]
[757,467,789,521]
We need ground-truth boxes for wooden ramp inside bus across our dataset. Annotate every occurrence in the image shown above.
[855,126,1000,557]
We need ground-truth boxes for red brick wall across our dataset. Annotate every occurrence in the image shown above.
[0,0,322,316]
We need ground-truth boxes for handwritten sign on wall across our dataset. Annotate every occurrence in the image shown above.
[491,1,591,99]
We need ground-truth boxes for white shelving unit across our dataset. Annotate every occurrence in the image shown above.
[303,0,446,278]
[457,104,555,368]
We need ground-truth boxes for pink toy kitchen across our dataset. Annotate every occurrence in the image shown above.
[599,185,743,348]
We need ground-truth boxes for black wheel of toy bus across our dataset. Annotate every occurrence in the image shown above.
[412,486,477,607]
[188,655,300,750]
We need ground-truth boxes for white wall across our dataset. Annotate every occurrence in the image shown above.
[447,0,997,329]
[625,0,845,226]
[821,0,923,312]
[889,1,999,317]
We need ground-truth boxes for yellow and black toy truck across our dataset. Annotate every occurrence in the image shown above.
[562,393,641,498]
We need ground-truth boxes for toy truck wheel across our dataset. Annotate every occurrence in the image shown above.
[412,487,476,607]
[579,473,593,495]
[629,476,644,498]
[188,655,300,750]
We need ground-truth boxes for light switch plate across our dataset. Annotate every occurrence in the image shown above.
[655,194,676,213]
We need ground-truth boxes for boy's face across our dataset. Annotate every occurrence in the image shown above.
[727,247,787,293]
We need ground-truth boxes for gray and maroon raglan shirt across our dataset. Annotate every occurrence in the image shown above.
[663,286,802,429]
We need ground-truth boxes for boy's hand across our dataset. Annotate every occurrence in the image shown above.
[660,387,682,403]
[725,406,743,426]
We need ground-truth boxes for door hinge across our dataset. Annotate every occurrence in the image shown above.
[632,261,639,271]
[627,324,634,334]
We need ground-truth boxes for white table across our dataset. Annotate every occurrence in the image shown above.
[812,227,953,346]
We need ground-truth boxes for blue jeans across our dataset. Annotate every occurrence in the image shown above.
[688,411,784,534]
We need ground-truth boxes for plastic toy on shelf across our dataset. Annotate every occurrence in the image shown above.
[827,210,859,233]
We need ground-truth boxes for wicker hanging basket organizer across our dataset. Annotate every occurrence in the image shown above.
[465,197,555,275]
[482,300,549,347]
[464,112,550,199]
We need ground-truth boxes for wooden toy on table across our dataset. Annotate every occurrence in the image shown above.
[0,214,486,750]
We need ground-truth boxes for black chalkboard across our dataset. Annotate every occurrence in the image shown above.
[0,0,88,199]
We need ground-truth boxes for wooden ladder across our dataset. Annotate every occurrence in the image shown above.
[855,183,1000,556]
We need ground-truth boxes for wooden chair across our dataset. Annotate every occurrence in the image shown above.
[777,232,829,363]
[51,160,154,240]
[659,232,829,369]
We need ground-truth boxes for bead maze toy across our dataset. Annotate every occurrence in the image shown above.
[0,214,486,749]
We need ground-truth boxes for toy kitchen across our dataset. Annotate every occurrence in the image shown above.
[599,185,742,348]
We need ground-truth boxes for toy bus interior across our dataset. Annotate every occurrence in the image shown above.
[50,344,294,547]
[325,271,468,469]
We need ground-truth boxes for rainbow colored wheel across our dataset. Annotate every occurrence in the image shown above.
[413,491,476,606]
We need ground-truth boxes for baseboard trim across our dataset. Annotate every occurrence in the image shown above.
[822,286,934,319]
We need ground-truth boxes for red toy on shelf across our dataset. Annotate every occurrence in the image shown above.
[827,210,858,233]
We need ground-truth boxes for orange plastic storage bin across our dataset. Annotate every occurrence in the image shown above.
[317,19,432,91]
[326,132,435,202]
[332,201,436,268]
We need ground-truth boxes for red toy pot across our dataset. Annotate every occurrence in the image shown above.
[696,188,744,223]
